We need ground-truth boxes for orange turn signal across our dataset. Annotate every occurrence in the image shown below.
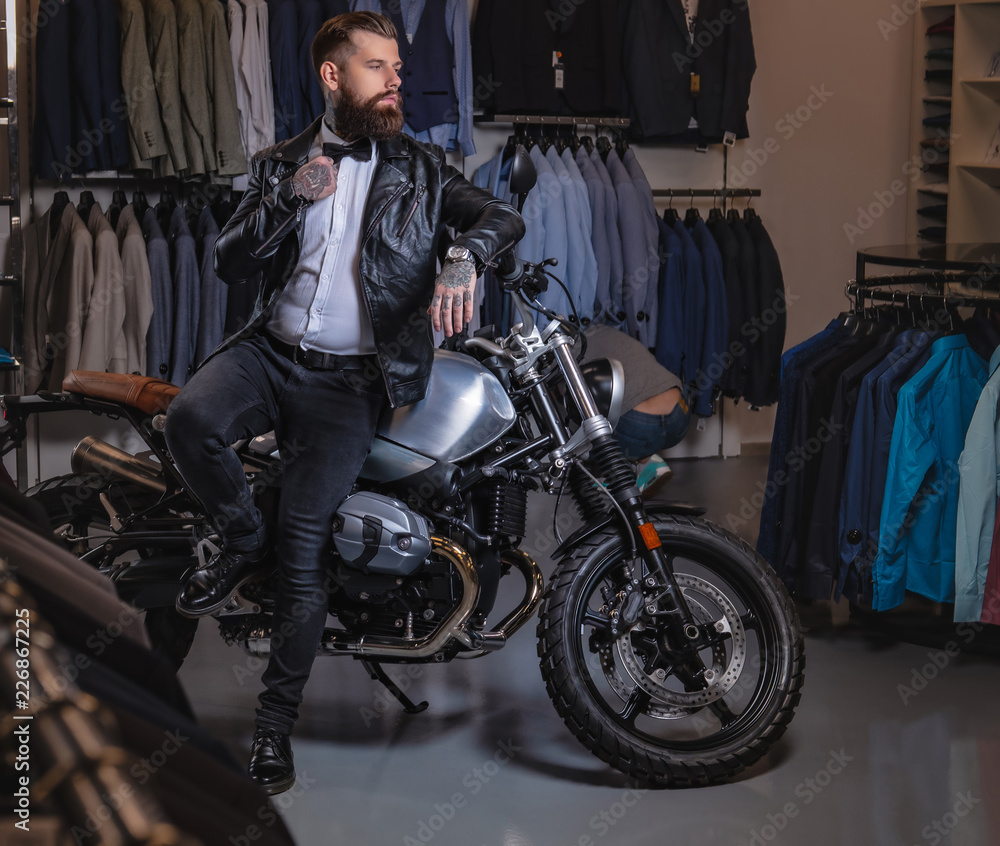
[638,522,661,550]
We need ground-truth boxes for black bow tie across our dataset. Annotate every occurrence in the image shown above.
[322,139,373,163]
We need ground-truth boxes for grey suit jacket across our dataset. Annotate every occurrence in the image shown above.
[176,0,216,175]
[79,204,128,374]
[167,205,200,386]
[44,206,94,390]
[116,205,154,374]
[194,206,226,365]
[22,211,52,392]
[143,207,173,380]
[606,150,651,345]
[198,0,247,175]
[118,0,169,168]
[622,148,660,343]
[144,0,189,174]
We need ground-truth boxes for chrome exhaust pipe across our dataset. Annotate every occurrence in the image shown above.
[71,436,167,495]
[456,548,544,658]
[319,535,481,657]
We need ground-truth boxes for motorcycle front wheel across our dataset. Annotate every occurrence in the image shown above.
[537,515,804,787]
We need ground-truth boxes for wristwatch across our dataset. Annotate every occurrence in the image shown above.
[444,245,476,265]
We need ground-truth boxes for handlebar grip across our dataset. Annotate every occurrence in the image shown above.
[496,251,522,284]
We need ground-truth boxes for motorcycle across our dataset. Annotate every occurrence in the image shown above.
[0,150,803,787]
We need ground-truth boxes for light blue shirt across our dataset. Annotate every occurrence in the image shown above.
[266,123,378,354]
[575,148,610,321]
[874,335,988,610]
[560,146,597,323]
[545,146,596,323]
[530,145,570,319]
[955,345,1000,621]
[590,148,624,328]
[352,0,475,156]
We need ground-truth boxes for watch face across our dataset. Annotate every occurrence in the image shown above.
[447,247,472,262]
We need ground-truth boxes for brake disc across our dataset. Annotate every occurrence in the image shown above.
[600,573,747,716]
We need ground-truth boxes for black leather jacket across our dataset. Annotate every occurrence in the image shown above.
[214,117,525,407]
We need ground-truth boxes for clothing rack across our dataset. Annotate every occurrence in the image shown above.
[651,188,760,214]
[651,188,761,199]
[846,279,1000,313]
[476,114,630,127]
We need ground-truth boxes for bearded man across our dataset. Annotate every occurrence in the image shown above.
[163,11,523,793]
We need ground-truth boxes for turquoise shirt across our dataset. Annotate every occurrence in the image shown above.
[874,335,988,610]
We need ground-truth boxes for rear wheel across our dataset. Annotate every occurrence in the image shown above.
[28,473,200,670]
[537,515,804,787]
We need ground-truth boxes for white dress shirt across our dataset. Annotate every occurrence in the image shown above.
[266,123,378,354]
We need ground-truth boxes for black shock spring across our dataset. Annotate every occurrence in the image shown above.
[568,462,611,523]
[481,479,528,542]
[587,436,638,500]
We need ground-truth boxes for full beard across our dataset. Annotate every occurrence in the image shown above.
[326,85,405,141]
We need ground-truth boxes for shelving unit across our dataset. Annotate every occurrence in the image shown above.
[0,0,20,382]
[908,1,1000,243]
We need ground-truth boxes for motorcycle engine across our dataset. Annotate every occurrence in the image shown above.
[332,492,432,576]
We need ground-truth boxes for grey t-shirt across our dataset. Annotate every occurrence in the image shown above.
[581,324,682,412]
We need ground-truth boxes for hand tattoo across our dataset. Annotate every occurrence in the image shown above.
[292,160,337,201]
[437,261,474,290]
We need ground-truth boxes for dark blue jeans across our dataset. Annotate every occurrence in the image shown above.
[165,334,385,735]
[614,397,692,461]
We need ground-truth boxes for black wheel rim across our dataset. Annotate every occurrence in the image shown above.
[570,529,786,754]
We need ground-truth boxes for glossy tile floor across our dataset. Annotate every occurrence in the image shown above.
[178,454,1000,846]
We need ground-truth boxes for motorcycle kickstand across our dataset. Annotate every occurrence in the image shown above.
[360,659,429,715]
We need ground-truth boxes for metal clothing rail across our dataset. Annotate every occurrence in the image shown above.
[846,281,1000,313]
[650,188,761,198]
[476,114,631,127]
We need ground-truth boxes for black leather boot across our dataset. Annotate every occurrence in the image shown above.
[175,548,266,618]
[248,728,295,794]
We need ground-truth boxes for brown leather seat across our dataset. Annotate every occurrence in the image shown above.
[62,371,181,416]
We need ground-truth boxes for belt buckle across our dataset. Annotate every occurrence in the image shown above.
[292,345,307,367]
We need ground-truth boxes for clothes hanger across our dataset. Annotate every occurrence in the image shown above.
[614,128,628,157]
[501,133,517,163]
[108,185,127,229]
[708,192,723,223]
[536,134,551,153]
[684,190,700,226]
[49,190,70,238]
[596,134,611,162]
[77,188,96,222]
[743,194,758,221]
[581,134,594,154]
[662,192,678,226]
[132,188,149,220]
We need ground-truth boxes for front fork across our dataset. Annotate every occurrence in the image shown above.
[551,343,710,679]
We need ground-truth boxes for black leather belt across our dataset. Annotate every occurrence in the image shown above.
[264,332,375,371]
